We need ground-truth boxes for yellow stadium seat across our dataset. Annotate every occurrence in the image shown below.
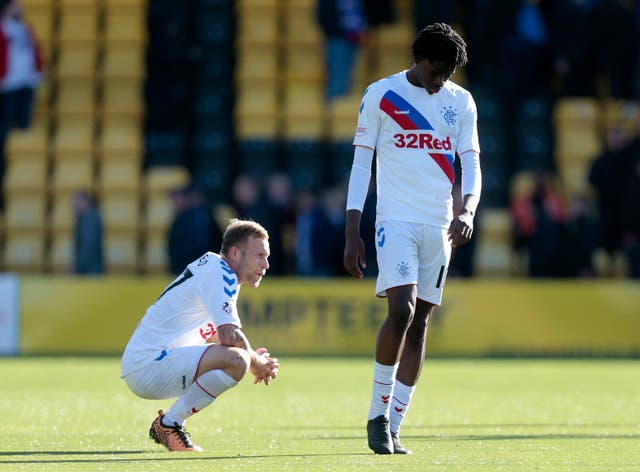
[104,230,139,273]
[235,79,278,115]
[6,121,48,158]
[236,45,278,82]
[555,126,601,158]
[283,80,324,114]
[98,159,140,192]
[57,47,96,79]
[285,47,324,81]
[23,0,51,9]
[144,166,190,197]
[375,46,413,78]
[557,161,591,197]
[236,5,278,45]
[100,122,143,155]
[49,232,73,273]
[235,110,279,139]
[3,231,45,272]
[104,0,146,13]
[327,94,359,140]
[102,80,143,117]
[28,10,52,42]
[104,11,145,45]
[58,12,98,46]
[103,48,144,81]
[142,233,169,275]
[474,240,513,277]
[3,159,47,194]
[50,194,75,234]
[285,5,322,46]
[56,79,95,117]
[3,194,47,231]
[144,196,174,233]
[53,120,94,158]
[376,23,414,47]
[479,208,512,244]
[283,112,324,139]
[237,0,277,7]
[554,97,599,125]
[51,159,94,194]
[101,191,140,231]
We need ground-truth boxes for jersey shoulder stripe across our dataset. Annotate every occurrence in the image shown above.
[379,90,434,131]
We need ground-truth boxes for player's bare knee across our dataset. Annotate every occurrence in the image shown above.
[388,302,414,330]
[225,347,251,381]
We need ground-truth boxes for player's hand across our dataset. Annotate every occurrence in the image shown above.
[252,349,279,385]
[343,234,366,279]
[448,212,474,247]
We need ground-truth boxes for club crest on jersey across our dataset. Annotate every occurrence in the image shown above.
[441,106,457,126]
[396,261,410,278]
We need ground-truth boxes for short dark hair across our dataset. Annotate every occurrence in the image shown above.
[411,23,468,69]
[220,218,268,255]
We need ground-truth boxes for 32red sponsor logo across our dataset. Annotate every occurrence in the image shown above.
[393,133,452,151]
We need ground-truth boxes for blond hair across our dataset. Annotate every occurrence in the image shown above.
[220,218,268,255]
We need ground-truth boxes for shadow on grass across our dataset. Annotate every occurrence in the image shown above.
[0,451,370,465]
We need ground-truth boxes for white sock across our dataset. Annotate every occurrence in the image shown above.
[389,380,416,435]
[163,370,238,426]
[367,361,398,420]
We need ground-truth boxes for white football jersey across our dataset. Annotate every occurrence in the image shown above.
[353,70,480,228]
[121,252,242,377]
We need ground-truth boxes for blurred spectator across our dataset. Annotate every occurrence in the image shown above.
[498,0,553,107]
[550,0,598,97]
[316,0,368,101]
[510,172,568,277]
[619,134,640,278]
[167,185,223,275]
[232,173,268,221]
[72,190,104,275]
[588,126,630,261]
[263,173,296,275]
[563,195,598,277]
[593,0,638,99]
[295,188,334,276]
[322,184,348,275]
[0,0,44,211]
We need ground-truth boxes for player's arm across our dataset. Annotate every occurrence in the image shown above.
[344,145,374,279]
[217,323,279,385]
[449,150,481,247]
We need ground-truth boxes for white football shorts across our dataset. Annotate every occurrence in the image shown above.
[375,220,452,305]
[122,344,211,400]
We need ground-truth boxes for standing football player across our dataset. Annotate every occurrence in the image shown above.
[343,23,482,454]
[121,219,279,452]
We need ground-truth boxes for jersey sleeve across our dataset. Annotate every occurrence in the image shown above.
[456,92,480,156]
[353,84,381,150]
[199,259,243,328]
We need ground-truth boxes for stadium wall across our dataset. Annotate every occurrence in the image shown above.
[17,277,640,357]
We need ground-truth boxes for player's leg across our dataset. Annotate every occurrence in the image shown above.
[367,221,420,454]
[388,224,451,453]
[367,284,418,454]
[150,344,250,452]
[162,344,250,427]
[389,298,435,454]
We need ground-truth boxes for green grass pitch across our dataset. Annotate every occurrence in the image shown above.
[1,357,639,471]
